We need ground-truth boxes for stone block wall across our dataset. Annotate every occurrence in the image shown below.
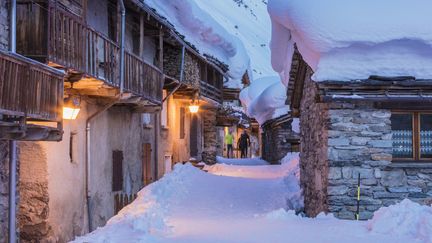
[327,103,432,219]
[0,141,19,243]
[163,44,181,79]
[261,119,296,164]
[299,68,329,217]
[0,0,8,51]
[18,142,52,242]
[202,109,217,165]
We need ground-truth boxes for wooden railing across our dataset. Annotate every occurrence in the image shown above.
[114,193,137,214]
[47,5,161,103]
[200,81,222,103]
[86,28,120,86]
[0,51,64,122]
[124,52,163,104]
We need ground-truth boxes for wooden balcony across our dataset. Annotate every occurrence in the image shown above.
[17,2,163,105]
[200,81,222,104]
[0,51,64,141]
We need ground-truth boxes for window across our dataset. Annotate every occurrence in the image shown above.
[180,107,185,139]
[161,90,168,128]
[112,150,123,191]
[391,112,432,161]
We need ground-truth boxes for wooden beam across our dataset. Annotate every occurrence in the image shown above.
[159,28,164,72]
[140,14,145,59]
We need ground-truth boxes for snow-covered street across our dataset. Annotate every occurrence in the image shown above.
[73,155,431,243]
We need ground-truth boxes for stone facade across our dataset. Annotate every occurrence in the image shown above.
[327,104,432,219]
[18,142,52,242]
[261,116,299,164]
[163,44,181,80]
[0,141,20,243]
[0,141,10,243]
[202,109,218,164]
[0,0,8,51]
[300,70,432,220]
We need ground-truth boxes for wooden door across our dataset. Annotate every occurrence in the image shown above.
[190,115,199,157]
[142,143,152,185]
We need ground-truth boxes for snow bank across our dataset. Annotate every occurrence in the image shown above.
[239,76,289,125]
[215,156,269,166]
[268,0,432,82]
[145,0,250,87]
[367,199,432,243]
[207,153,300,179]
[72,164,200,242]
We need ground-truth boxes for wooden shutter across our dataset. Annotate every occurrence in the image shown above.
[180,107,185,139]
[112,150,123,191]
[142,143,152,185]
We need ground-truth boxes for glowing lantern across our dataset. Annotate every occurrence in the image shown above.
[63,97,81,120]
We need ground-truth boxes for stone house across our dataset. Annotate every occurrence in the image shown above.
[0,1,65,242]
[288,50,432,219]
[261,114,299,164]
[0,0,221,242]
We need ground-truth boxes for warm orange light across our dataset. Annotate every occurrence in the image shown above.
[188,104,200,113]
[63,107,80,120]
[63,96,81,120]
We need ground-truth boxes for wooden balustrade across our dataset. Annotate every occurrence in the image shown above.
[124,52,163,104]
[47,5,160,103]
[200,80,222,103]
[0,51,64,122]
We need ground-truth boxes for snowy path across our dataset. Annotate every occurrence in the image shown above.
[73,156,431,243]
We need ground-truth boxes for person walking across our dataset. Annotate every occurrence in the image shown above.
[238,130,250,158]
[225,130,234,158]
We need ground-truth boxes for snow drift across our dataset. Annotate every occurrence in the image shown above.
[144,0,250,88]
[367,199,432,243]
[239,76,289,125]
[268,0,432,82]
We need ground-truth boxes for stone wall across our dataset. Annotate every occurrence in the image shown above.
[0,141,10,243]
[163,44,181,80]
[261,118,297,164]
[18,142,52,242]
[327,103,432,219]
[0,0,8,51]
[202,109,217,164]
[0,141,20,243]
[299,68,329,217]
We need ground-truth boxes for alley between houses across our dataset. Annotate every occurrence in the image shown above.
[72,155,431,243]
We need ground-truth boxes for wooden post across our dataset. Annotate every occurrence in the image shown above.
[158,27,163,72]
[139,15,144,59]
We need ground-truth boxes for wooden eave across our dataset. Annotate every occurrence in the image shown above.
[222,88,241,101]
[318,79,432,102]
[287,48,308,117]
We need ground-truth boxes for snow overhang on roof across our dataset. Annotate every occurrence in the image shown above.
[136,0,251,88]
[268,0,432,82]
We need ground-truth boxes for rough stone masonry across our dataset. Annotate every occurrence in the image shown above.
[299,69,432,220]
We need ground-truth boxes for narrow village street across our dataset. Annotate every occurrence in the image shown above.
[73,155,428,243]
[1,0,432,242]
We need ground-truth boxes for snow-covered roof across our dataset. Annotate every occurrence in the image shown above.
[239,76,289,125]
[142,0,251,88]
[268,0,432,82]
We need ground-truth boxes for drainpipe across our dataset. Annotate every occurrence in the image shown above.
[9,1,17,243]
[85,0,126,232]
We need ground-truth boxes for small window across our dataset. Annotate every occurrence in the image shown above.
[161,90,168,128]
[112,150,123,191]
[180,107,185,139]
[391,112,432,161]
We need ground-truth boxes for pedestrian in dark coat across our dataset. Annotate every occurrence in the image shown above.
[238,130,250,158]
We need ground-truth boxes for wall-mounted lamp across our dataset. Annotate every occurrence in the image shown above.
[188,99,200,113]
[63,96,81,120]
